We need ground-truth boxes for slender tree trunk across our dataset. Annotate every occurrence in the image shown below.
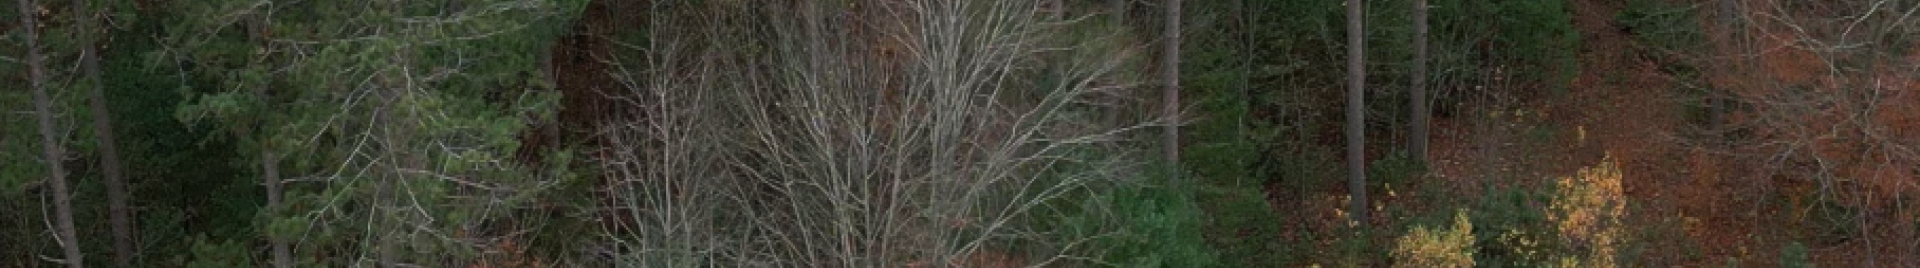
[246,16,292,268]
[1237,0,1251,181]
[1047,0,1062,20]
[1344,0,1368,223]
[1164,0,1181,172]
[263,153,289,267]
[73,0,136,265]
[18,0,85,265]
[1409,0,1429,164]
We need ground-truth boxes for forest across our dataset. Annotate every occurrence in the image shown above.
[2,0,1917,267]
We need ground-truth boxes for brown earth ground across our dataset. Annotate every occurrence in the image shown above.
[1423,0,1905,266]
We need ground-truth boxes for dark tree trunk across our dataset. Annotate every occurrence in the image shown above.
[1164,0,1181,173]
[264,152,288,267]
[1344,0,1368,223]
[1409,0,1429,164]
[73,0,136,264]
[18,0,85,265]
[1239,0,1251,166]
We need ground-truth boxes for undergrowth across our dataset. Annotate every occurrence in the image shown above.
[1056,167,1222,268]
[1393,210,1476,268]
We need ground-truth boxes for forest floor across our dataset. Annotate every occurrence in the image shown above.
[1428,0,1920,264]
[1251,0,1917,265]
[1419,0,1834,266]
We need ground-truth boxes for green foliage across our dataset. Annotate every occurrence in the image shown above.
[1180,0,1583,202]
[1780,241,1812,268]
[0,0,1695,266]
[1469,186,1557,267]
[174,235,253,268]
[1549,162,1628,268]
[1174,8,1301,262]
[1394,210,1477,268]
[1182,47,1257,184]
[1371,151,1428,188]
[1333,227,1385,267]
[1619,0,1708,97]
[1618,0,1705,54]
[1807,198,1862,247]
[1197,184,1292,267]
[0,94,35,194]
[1387,163,1639,267]
[1618,0,1719,133]
[1501,0,1581,87]
[1615,204,1698,266]
[151,0,588,264]
[0,191,53,264]
[1066,176,1221,268]
[1164,8,1290,261]
[1429,0,1581,93]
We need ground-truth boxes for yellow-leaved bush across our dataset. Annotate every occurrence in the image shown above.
[1393,210,1476,268]
[1550,160,1627,268]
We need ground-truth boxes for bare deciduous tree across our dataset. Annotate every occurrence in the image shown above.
[599,1,1157,266]
[1705,0,1920,263]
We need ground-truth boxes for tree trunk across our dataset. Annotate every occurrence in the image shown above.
[18,0,85,265]
[246,15,292,268]
[264,153,289,267]
[73,0,136,264]
[1344,0,1368,223]
[1409,0,1429,164]
[1164,0,1181,173]
[1238,0,1251,165]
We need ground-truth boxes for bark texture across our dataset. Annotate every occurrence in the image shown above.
[19,0,86,265]
[1409,0,1429,164]
[73,0,137,264]
[1344,0,1368,223]
[1164,0,1182,171]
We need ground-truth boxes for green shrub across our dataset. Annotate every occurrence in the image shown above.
[1061,175,1221,268]
[1197,184,1291,267]
[1371,151,1428,188]
[175,235,252,268]
[1470,186,1556,267]
[1618,0,1704,54]
[1269,143,1344,194]
[1394,210,1477,268]
[1335,227,1385,267]
[1780,241,1812,268]
[1499,0,1582,89]
[1444,161,1639,268]
[1808,198,1862,247]
[1429,0,1581,94]
[1548,162,1629,268]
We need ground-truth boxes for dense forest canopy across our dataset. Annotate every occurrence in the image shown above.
[3,0,1917,267]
